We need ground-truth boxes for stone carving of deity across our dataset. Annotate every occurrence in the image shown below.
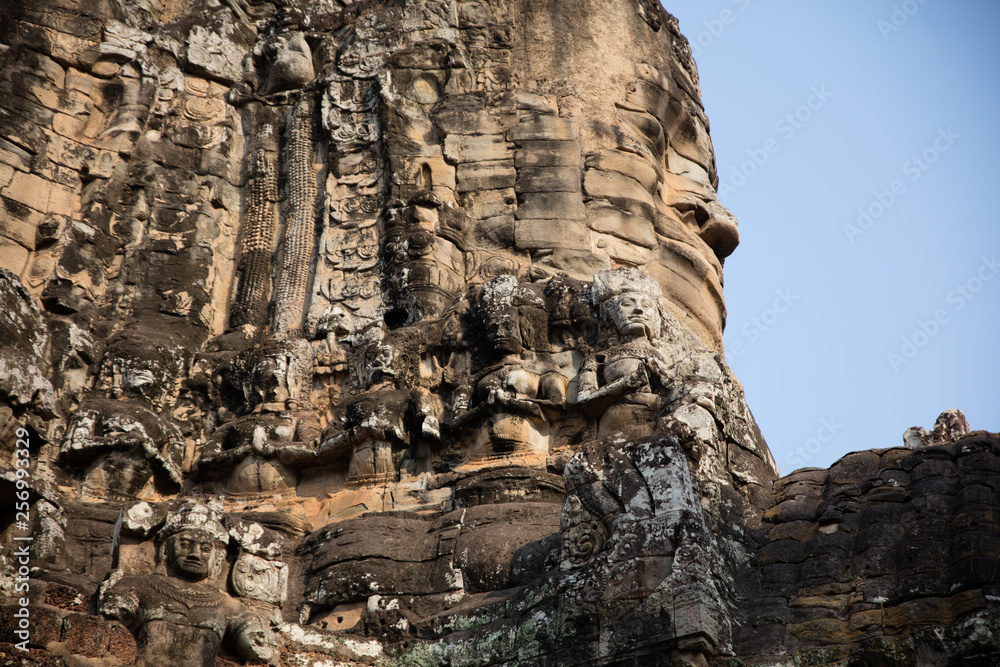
[316,329,441,482]
[195,338,320,493]
[381,190,469,325]
[451,276,568,464]
[576,267,673,438]
[100,501,274,666]
[59,331,185,499]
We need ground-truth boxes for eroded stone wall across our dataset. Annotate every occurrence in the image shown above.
[0,1,995,666]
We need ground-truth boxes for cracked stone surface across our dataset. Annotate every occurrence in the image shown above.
[0,1,995,665]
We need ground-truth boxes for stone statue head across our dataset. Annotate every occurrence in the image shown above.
[99,329,184,406]
[164,529,226,582]
[590,268,665,344]
[357,327,418,389]
[266,31,314,93]
[477,276,549,358]
[233,337,313,411]
[156,500,229,582]
[488,308,523,355]
[363,338,398,385]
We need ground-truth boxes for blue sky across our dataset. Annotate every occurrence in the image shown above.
[663,2,1000,473]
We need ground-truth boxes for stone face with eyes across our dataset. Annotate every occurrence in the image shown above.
[166,530,222,581]
[607,292,662,342]
[487,308,524,356]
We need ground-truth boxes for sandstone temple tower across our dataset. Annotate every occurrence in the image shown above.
[1,1,997,665]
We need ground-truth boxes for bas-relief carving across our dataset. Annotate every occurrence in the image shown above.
[229,518,289,634]
[230,147,278,332]
[558,434,733,659]
[273,94,318,338]
[0,1,792,664]
[576,268,673,439]
[195,338,320,494]
[450,275,567,465]
[382,190,470,325]
[316,328,442,483]
[100,501,276,666]
[58,331,186,499]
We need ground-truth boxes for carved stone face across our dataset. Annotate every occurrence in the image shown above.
[364,342,397,385]
[109,356,165,403]
[250,356,287,405]
[607,292,661,341]
[236,339,313,411]
[121,367,157,396]
[166,529,223,582]
[101,333,183,405]
[409,202,439,231]
[267,31,315,94]
[487,308,523,355]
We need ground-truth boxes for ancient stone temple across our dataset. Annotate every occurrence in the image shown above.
[0,0,997,665]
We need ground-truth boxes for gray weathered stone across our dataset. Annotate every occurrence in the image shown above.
[1,1,989,666]
[515,191,586,220]
[515,166,581,193]
[443,134,510,163]
[456,159,516,192]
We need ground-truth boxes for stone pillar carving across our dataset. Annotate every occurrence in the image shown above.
[228,519,288,654]
[273,94,317,337]
[230,146,279,331]
[559,435,733,660]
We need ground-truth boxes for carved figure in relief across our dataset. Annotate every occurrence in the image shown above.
[59,331,185,499]
[316,329,441,482]
[227,518,288,652]
[545,274,596,352]
[576,268,672,438]
[100,501,274,666]
[451,276,568,463]
[382,190,469,324]
[195,338,320,493]
[558,436,733,657]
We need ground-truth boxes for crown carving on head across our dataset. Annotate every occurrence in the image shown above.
[159,498,229,545]
[589,267,663,307]
[479,274,545,312]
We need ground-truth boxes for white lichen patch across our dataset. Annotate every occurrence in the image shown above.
[342,637,384,658]
[281,623,384,660]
